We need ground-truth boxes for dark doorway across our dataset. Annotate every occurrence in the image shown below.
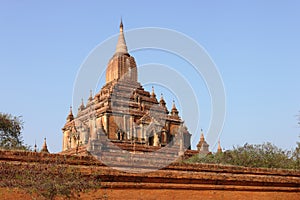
[149,135,154,146]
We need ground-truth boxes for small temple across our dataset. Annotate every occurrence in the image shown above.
[40,138,49,153]
[196,129,210,155]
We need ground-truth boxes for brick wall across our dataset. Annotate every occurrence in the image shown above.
[0,150,299,199]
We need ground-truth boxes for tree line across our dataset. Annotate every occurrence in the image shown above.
[186,142,300,170]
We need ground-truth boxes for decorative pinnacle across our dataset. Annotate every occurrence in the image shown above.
[200,129,205,141]
[120,18,123,32]
[41,137,49,153]
[89,89,93,101]
[67,106,74,122]
[34,140,37,152]
[79,98,85,111]
[217,139,222,153]
[172,100,176,109]
[151,86,156,98]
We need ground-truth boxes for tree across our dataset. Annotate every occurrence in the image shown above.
[294,112,300,167]
[0,112,29,150]
[292,141,300,168]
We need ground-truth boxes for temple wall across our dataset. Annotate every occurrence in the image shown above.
[0,150,299,200]
[62,130,70,151]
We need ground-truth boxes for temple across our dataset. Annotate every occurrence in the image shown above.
[61,21,193,155]
[196,129,210,155]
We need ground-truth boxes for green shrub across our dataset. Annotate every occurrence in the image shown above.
[186,142,300,170]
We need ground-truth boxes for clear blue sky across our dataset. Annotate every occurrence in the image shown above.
[0,1,300,153]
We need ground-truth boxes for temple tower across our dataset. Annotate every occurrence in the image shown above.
[105,20,137,83]
[62,21,192,153]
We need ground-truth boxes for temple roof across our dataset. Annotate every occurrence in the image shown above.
[114,19,128,56]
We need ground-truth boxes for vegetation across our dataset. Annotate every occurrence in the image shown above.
[186,142,300,170]
[293,141,300,168]
[0,161,101,199]
[186,112,300,170]
[0,112,30,150]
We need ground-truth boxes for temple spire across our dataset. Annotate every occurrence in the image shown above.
[159,93,166,106]
[217,140,222,153]
[197,129,210,154]
[120,18,123,31]
[88,89,93,101]
[114,19,128,55]
[151,86,156,98]
[172,100,176,109]
[159,93,169,114]
[78,98,85,111]
[171,100,179,116]
[200,129,205,142]
[34,140,37,152]
[66,106,74,122]
[41,138,49,153]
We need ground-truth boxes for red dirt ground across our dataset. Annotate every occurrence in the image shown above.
[1,188,300,200]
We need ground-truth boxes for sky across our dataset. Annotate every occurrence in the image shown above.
[0,1,300,153]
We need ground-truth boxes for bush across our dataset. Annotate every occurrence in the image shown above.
[0,161,101,199]
[186,142,299,170]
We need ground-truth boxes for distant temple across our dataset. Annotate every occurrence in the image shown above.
[197,130,210,155]
[40,138,49,153]
[61,21,193,156]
